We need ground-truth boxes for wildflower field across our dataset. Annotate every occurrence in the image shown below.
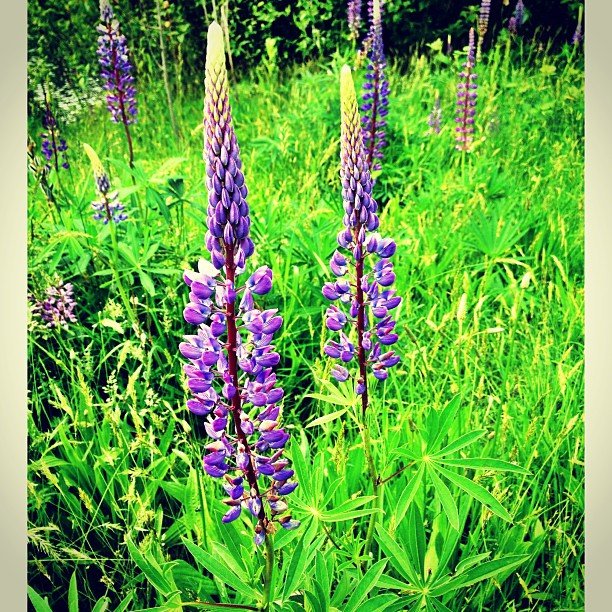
[27,1,584,610]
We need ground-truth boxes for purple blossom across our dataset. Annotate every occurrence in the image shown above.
[181,22,298,546]
[31,281,77,329]
[478,0,491,39]
[455,28,477,152]
[361,0,389,175]
[40,106,69,172]
[347,0,362,42]
[428,92,442,134]
[323,65,401,409]
[508,0,525,34]
[571,22,583,46]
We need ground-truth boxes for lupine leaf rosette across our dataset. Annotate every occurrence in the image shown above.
[180,22,299,546]
[322,65,401,408]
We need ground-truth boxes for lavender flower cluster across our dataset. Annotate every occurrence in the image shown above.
[83,143,127,224]
[347,0,362,42]
[428,92,442,134]
[508,0,525,35]
[41,108,69,171]
[97,0,137,125]
[323,65,400,396]
[181,23,298,545]
[361,0,389,174]
[455,28,478,151]
[31,281,77,329]
[478,0,491,38]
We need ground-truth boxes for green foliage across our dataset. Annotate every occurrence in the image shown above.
[27,21,583,612]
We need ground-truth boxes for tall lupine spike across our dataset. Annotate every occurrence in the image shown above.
[347,0,362,43]
[360,0,389,175]
[455,28,478,152]
[428,91,442,135]
[477,0,491,61]
[571,5,583,46]
[97,0,137,166]
[83,143,127,224]
[323,65,401,411]
[508,0,525,34]
[181,22,298,547]
[40,95,69,172]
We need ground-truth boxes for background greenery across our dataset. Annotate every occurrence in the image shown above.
[27,1,583,610]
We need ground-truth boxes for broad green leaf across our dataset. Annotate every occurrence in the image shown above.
[376,574,413,591]
[427,464,460,530]
[282,534,308,602]
[435,465,512,522]
[91,596,110,612]
[345,559,387,612]
[126,537,172,596]
[357,594,401,612]
[68,570,79,612]
[320,495,377,522]
[27,587,53,612]
[375,525,422,587]
[139,270,156,297]
[454,552,492,574]
[406,503,426,579]
[437,457,529,474]
[183,539,259,600]
[392,463,425,529]
[114,592,134,612]
[428,395,462,450]
[431,555,530,596]
[305,407,348,428]
[432,430,486,458]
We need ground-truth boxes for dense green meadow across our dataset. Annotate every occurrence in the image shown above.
[28,16,583,612]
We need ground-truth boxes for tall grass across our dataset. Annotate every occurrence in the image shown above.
[27,35,583,611]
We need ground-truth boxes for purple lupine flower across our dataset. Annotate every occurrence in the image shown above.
[347,0,362,42]
[455,28,478,152]
[40,104,69,172]
[97,0,137,165]
[571,7,583,46]
[323,65,401,413]
[181,22,299,546]
[360,0,389,175]
[428,91,442,134]
[508,0,525,34]
[478,0,491,39]
[31,281,77,329]
[83,143,128,224]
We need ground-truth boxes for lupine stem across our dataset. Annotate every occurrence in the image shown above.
[261,535,275,611]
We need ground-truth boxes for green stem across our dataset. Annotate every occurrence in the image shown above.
[108,219,136,323]
[362,423,382,559]
[261,534,275,611]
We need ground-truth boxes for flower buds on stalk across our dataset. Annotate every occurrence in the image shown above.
[180,22,298,546]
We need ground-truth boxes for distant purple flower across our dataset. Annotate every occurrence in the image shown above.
[361,0,389,175]
[478,0,491,38]
[571,22,583,46]
[347,0,362,42]
[181,23,298,546]
[40,106,69,172]
[455,28,477,152]
[508,0,525,34]
[428,92,442,134]
[97,1,137,125]
[31,281,77,329]
[323,65,401,413]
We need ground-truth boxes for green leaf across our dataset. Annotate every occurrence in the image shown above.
[435,465,513,522]
[345,559,388,612]
[357,594,401,612]
[454,552,492,574]
[431,555,530,596]
[282,534,308,602]
[432,430,486,458]
[126,537,172,596]
[114,592,134,612]
[139,271,156,297]
[437,457,529,473]
[406,503,426,580]
[391,463,425,529]
[428,395,462,450]
[375,525,422,587]
[117,242,139,267]
[320,495,377,522]
[183,539,259,600]
[91,596,110,612]
[305,408,348,428]
[68,570,79,612]
[27,586,53,612]
[427,464,460,530]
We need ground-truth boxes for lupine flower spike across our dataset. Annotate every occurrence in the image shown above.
[477,0,491,61]
[97,0,137,166]
[347,0,362,43]
[180,22,298,547]
[83,143,127,224]
[508,0,525,35]
[31,281,77,329]
[428,91,442,135]
[40,98,69,172]
[455,28,478,152]
[571,6,583,46]
[361,0,389,175]
[323,65,401,412]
